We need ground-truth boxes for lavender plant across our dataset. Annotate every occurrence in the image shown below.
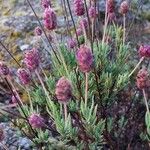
[0,0,150,149]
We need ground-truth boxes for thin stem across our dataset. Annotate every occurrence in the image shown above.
[0,41,21,67]
[102,1,108,44]
[128,57,144,78]
[66,0,79,46]
[62,0,72,37]
[123,14,126,45]
[6,77,23,106]
[74,68,84,100]
[143,89,150,114]
[85,73,88,107]
[83,24,87,44]
[26,0,61,64]
[40,36,52,55]
[64,103,68,122]
[83,0,92,46]
[35,70,51,102]
[91,19,95,44]
[40,65,48,80]
[52,31,69,77]
[0,142,9,150]
[26,87,33,112]
[4,78,38,138]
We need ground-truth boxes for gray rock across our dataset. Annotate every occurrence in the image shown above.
[4,15,39,32]
[0,123,33,150]
[20,44,30,51]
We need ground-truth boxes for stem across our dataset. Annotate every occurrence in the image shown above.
[6,77,23,106]
[102,1,109,44]
[26,87,33,112]
[35,70,51,102]
[40,65,48,80]
[52,31,69,77]
[66,0,79,46]
[91,19,95,44]
[62,0,72,37]
[4,78,38,138]
[26,0,61,64]
[128,57,144,78]
[64,103,68,122]
[74,68,84,100]
[0,41,21,67]
[40,36,52,55]
[83,0,93,48]
[143,89,150,114]
[83,24,87,44]
[0,142,9,150]
[85,73,88,107]
[123,14,126,45]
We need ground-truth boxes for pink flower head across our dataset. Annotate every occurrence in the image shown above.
[11,90,19,104]
[43,7,57,30]
[107,0,115,13]
[108,12,116,22]
[67,38,77,49]
[119,1,129,14]
[0,61,9,76]
[79,18,88,30]
[139,45,150,58]
[55,77,72,103]
[88,6,97,19]
[41,0,51,9]
[28,113,44,128]
[77,28,83,36]
[76,45,94,73]
[24,48,40,71]
[74,0,85,16]
[34,26,42,36]
[136,68,150,89]
[17,68,31,85]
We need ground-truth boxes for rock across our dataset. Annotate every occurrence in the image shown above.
[4,15,39,33]
[0,123,34,150]
[20,44,30,51]
[18,137,32,149]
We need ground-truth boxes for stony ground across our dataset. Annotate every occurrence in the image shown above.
[0,0,150,149]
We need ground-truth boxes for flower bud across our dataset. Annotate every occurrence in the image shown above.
[24,48,40,71]
[11,93,18,104]
[67,38,77,49]
[0,61,9,76]
[139,45,150,58]
[43,7,57,30]
[74,0,85,16]
[55,77,72,103]
[11,90,20,104]
[108,12,116,22]
[41,0,51,9]
[28,113,44,128]
[79,18,88,30]
[17,68,31,85]
[119,1,129,15]
[34,26,42,36]
[107,0,115,13]
[88,6,97,19]
[76,45,94,73]
[77,28,83,36]
[136,68,150,89]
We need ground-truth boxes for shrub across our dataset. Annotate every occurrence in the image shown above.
[0,0,150,149]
